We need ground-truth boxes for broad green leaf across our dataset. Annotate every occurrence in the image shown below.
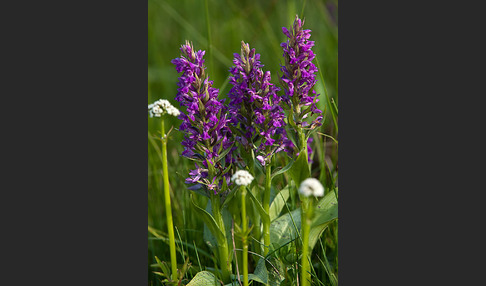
[267,256,285,286]
[269,186,290,221]
[186,271,220,286]
[190,194,225,243]
[270,190,338,251]
[270,208,301,247]
[308,222,331,252]
[289,150,310,188]
[311,188,338,227]
[309,189,338,249]
[248,255,268,284]
[242,255,284,286]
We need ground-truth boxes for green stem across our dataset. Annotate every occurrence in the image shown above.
[300,198,314,286]
[297,126,311,178]
[210,194,231,283]
[161,119,178,281]
[240,186,249,286]
[262,163,271,255]
[298,126,308,161]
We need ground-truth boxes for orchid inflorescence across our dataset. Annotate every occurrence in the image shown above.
[280,15,323,129]
[171,41,235,196]
[172,16,323,195]
[228,41,288,167]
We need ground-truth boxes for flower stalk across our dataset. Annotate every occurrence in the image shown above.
[210,193,231,283]
[231,170,254,286]
[298,178,325,286]
[300,197,313,286]
[262,162,271,255]
[149,100,180,281]
[240,185,249,286]
[160,119,178,281]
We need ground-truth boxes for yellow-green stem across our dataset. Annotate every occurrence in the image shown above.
[210,194,231,283]
[263,163,271,255]
[161,119,178,281]
[240,186,249,286]
[300,198,314,286]
[298,126,309,164]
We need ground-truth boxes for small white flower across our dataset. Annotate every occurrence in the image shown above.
[148,99,180,117]
[231,170,254,186]
[299,178,324,197]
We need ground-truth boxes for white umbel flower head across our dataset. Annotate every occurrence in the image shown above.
[148,99,180,117]
[231,170,254,186]
[299,178,324,197]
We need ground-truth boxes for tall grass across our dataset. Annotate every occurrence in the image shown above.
[148,0,338,285]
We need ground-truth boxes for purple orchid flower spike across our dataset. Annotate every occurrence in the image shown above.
[228,41,288,168]
[172,41,235,196]
[280,15,323,161]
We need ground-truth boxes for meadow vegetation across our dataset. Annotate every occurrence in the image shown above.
[148,1,338,285]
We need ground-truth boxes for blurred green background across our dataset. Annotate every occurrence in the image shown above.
[148,0,337,284]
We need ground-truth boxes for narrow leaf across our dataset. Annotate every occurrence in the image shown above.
[270,158,295,180]
[190,194,225,243]
[247,187,270,224]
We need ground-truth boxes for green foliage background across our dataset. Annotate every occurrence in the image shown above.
[148,0,338,285]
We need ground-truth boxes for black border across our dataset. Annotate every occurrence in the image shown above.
[4,0,483,284]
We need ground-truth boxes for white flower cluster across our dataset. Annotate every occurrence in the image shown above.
[231,170,254,186]
[299,178,324,197]
[148,99,180,117]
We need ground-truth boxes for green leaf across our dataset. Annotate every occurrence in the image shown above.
[288,150,311,188]
[305,126,319,142]
[270,208,301,247]
[221,175,228,193]
[190,194,225,243]
[309,189,339,249]
[186,271,220,286]
[242,256,284,286]
[284,124,298,148]
[270,158,294,180]
[239,148,254,173]
[269,186,290,221]
[247,187,270,224]
[203,198,234,264]
[215,142,235,163]
[267,256,285,286]
[154,256,170,278]
[311,188,339,227]
[203,202,218,254]
[183,155,204,163]
[221,185,238,210]
[206,159,216,177]
[269,190,338,251]
[248,256,268,284]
